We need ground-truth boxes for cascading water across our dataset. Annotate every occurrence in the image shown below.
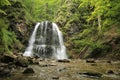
[23,21,67,59]
[23,23,40,57]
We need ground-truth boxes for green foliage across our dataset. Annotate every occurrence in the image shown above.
[0,0,11,15]
[22,0,63,21]
[0,0,32,54]
[54,0,120,58]
[0,19,16,54]
[0,0,11,7]
[79,0,120,28]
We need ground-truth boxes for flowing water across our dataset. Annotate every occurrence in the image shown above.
[23,23,40,57]
[1,59,120,80]
[23,21,67,59]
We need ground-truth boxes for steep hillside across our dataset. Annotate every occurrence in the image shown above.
[55,0,120,60]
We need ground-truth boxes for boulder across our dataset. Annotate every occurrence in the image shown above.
[106,60,111,63]
[58,67,67,72]
[78,72,102,78]
[106,70,114,74]
[52,76,59,79]
[15,55,28,67]
[23,68,35,74]
[0,68,11,78]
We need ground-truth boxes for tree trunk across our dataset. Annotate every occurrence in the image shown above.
[77,45,89,58]
[98,15,101,32]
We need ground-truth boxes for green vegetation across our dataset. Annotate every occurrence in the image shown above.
[0,0,120,59]
[22,0,63,21]
[55,0,120,59]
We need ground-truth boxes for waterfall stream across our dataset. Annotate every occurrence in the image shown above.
[23,21,67,59]
[23,23,40,57]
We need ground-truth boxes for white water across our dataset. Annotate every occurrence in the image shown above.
[23,21,67,59]
[23,23,40,57]
[52,23,67,59]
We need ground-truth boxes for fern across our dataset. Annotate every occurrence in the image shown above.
[0,19,16,54]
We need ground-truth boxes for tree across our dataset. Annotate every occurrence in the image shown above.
[22,0,63,21]
[79,0,120,31]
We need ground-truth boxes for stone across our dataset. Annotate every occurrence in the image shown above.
[49,63,57,66]
[106,60,111,63]
[15,55,28,67]
[28,58,39,64]
[86,59,96,63]
[52,76,59,79]
[0,69,11,78]
[58,67,66,72]
[79,72,102,78]
[106,70,114,74]
[57,59,70,63]
[23,68,35,74]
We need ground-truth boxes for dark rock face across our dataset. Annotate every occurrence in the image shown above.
[23,68,35,74]
[1,54,16,63]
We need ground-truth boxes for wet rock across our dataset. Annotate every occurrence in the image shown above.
[39,64,48,67]
[1,54,16,63]
[15,55,28,67]
[23,68,35,74]
[57,59,70,63]
[52,76,59,79]
[86,59,96,63]
[39,62,48,67]
[49,63,57,66]
[78,72,102,78]
[27,57,40,65]
[33,61,39,65]
[0,68,11,78]
[58,67,67,72]
[106,70,114,74]
[27,57,34,64]
[106,60,111,64]
[39,63,57,67]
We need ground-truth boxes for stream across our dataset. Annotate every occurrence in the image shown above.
[1,59,120,80]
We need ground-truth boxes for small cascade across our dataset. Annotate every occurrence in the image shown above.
[23,21,67,59]
[23,23,40,57]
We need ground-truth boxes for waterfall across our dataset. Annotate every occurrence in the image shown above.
[23,23,40,57]
[23,21,67,59]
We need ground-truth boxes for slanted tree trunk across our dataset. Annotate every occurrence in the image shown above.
[77,45,89,58]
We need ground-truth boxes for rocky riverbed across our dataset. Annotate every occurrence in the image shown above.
[0,54,120,80]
